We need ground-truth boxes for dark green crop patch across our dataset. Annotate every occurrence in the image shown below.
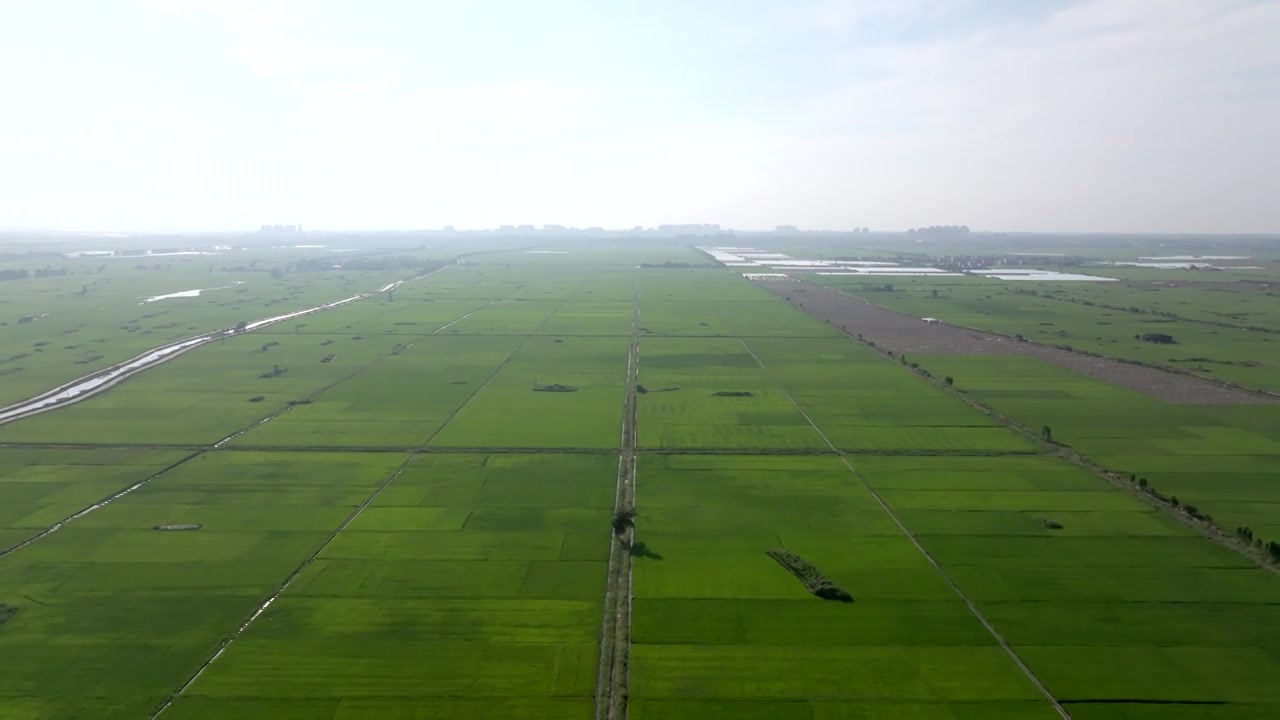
[766,549,853,602]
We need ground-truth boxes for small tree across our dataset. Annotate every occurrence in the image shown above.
[944,376,954,386]
[1041,425,1053,443]
[612,509,637,537]
[931,289,939,298]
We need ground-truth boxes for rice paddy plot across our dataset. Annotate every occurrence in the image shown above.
[913,354,1280,546]
[0,332,419,445]
[0,448,189,547]
[164,453,614,720]
[629,454,1059,718]
[852,455,1280,716]
[637,337,827,449]
[440,299,567,335]
[428,337,629,448]
[0,450,407,720]
[534,299,635,336]
[229,335,526,447]
[738,338,1032,452]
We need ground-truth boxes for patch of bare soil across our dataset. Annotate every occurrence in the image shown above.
[763,280,1277,405]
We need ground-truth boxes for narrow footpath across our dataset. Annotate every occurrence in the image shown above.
[595,286,640,720]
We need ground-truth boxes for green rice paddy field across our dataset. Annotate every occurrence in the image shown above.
[1,242,1279,719]
[814,273,1280,391]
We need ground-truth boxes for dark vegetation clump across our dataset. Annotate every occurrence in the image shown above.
[612,509,637,536]
[319,339,335,346]
[154,524,202,531]
[450,380,468,385]
[258,364,287,378]
[1139,332,1177,344]
[712,391,754,397]
[286,399,313,406]
[1036,518,1064,530]
[533,383,577,392]
[0,603,16,626]
[320,354,336,363]
[248,395,265,402]
[252,341,281,354]
[767,549,852,601]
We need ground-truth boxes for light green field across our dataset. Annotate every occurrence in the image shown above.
[165,453,612,720]
[911,354,1280,545]
[815,273,1280,391]
[0,450,407,719]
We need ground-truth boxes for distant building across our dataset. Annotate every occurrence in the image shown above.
[258,224,303,235]
[657,223,721,236]
[775,225,798,233]
[499,225,517,233]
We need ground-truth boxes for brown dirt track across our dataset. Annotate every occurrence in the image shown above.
[758,278,1278,405]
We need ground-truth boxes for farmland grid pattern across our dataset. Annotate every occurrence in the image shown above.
[0,294,496,556]
[4,255,1279,718]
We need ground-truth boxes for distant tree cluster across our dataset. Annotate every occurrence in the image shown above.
[0,267,67,281]
[907,226,970,236]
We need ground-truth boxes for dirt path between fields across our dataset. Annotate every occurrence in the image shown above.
[758,279,1275,404]
[596,286,639,720]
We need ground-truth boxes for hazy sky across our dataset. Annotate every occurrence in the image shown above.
[2,0,1278,232]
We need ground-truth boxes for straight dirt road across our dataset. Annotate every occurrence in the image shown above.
[595,287,640,720]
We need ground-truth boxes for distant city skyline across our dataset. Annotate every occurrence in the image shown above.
[2,1,1278,233]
